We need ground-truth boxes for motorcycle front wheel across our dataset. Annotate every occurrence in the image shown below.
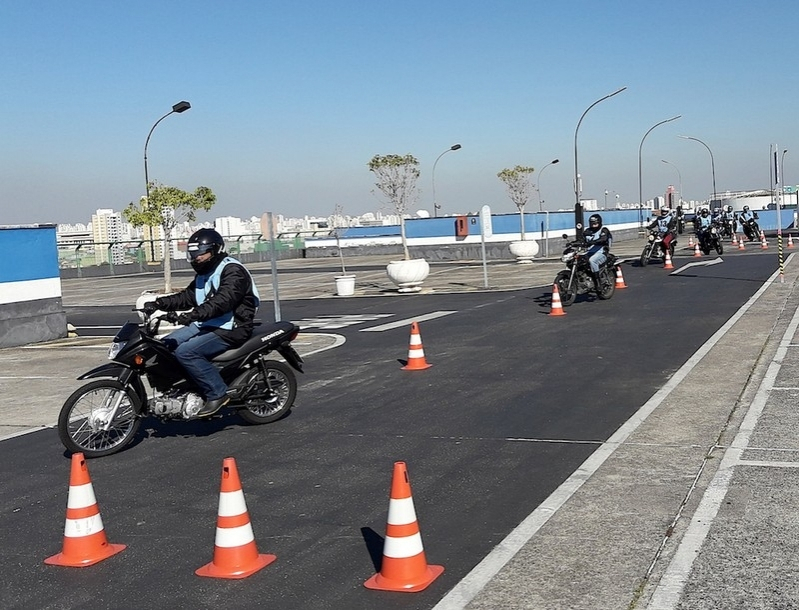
[715,242,724,255]
[554,270,577,307]
[58,380,142,458]
[237,360,297,424]
[597,267,615,300]
[639,244,652,267]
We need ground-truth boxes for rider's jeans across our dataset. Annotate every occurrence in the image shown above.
[162,324,230,400]
[588,248,606,273]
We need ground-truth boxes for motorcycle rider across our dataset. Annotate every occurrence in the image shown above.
[648,207,677,258]
[695,208,713,249]
[582,213,613,285]
[738,205,757,240]
[143,228,261,417]
[721,205,737,236]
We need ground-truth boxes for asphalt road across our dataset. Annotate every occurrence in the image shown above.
[0,252,781,609]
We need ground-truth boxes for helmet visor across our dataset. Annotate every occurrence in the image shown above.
[186,242,216,261]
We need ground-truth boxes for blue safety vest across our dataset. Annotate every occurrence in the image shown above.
[194,257,260,330]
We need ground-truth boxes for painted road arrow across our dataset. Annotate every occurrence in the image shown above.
[670,257,724,275]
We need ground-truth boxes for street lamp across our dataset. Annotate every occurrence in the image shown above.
[574,87,627,238]
[432,143,462,218]
[536,158,559,212]
[637,115,681,228]
[143,100,191,260]
[661,159,682,208]
[678,135,716,213]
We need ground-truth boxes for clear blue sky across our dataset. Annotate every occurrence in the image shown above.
[2,0,797,225]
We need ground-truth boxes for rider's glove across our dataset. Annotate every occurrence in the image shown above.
[142,301,160,315]
[176,311,196,326]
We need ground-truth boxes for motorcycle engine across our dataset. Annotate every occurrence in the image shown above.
[576,273,594,293]
[151,394,185,417]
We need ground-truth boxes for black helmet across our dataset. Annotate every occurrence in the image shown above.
[743,205,750,212]
[588,214,602,228]
[701,208,709,216]
[186,228,224,273]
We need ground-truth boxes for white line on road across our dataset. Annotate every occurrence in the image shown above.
[359,310,457,332]
[669,257,724,275]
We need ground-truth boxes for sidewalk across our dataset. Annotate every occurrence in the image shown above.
[3,236,796,609]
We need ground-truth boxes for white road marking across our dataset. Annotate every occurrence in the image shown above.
[669,257,724,275]
[360,310,457,332]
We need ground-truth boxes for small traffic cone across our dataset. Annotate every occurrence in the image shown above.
[548,284,567,316]
[402,322,432,370]
[688,234,694,247]
[614,265,627,289]
[196,457,276,579]
[761,232,769,249]
[732,233,738,245]
[738,236,746,250]
[364,462,444,592]
[788,234,795,248]
[693,243,702,257]
[45,453,126,567]
[664,249,674,269]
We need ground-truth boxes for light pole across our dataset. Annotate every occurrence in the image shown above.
[661,159,682,208]
[143,100,191,260]
[678,135,716,213]
[637,115,681,228]
[432,143,462,218]
[536,158,559,212]
[574,87,627,238]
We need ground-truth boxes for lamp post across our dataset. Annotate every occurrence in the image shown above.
[432,143,462,218]
[678,135,716,213]
[536,158,559,212]
[143,100,191,260]
[637,115,681,229]
[574,87,627,239]
[661,159,682,208]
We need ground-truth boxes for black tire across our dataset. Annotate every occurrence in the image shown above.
[58,380,142,458]
[669,242,676,258]
[716,242,724,255]
[597,267,615,300]
[237,360,297,424]
[554,270,576,307]
[701,247,710,256]
[639,245,652,267]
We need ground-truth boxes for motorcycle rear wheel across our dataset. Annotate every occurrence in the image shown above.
[58,380,142,458]
[554,270,577,307]
[237,360,297,424]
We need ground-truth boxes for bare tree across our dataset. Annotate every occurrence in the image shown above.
[368,154,420,260]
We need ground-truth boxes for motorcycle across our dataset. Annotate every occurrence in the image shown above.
[698,224,724,255]
[58,311,304,458]
[639,229,676,267]
[554,236,617,306]
[739,213,761,241]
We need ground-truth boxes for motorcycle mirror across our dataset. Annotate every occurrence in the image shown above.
[562,233,569,240]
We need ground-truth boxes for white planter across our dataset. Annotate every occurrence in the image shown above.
[509,239,540,264]
[334,274,356,296]
[386,258,430,293]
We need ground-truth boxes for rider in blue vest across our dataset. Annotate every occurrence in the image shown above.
[582,213,612,282]
[144,229,260,417]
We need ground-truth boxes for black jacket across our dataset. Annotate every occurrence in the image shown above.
[156,254,258,346]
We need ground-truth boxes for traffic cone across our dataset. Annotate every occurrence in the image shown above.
[402,322,432,370]
[614,265,627,289]
[196,457,276,579]
[761,232,768,249]
[548,284,567,316]
[789,234,795,248]
[664,249,674,269]
[688,234,694,247]
[45,453,126,567]
[693,243,702,257]
[738,235,746,250]
[732,233,738,245]
[364,462,444,592]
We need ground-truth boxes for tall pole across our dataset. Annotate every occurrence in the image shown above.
[637,115,681,229]
[143,100,191,261]
[661,159,683,207]
[679,135,716,213]
[536,158,559,212]
[574,87,627,239]
[432,143,462,218]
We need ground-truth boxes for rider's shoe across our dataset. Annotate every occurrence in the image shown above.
[196,395,230,418]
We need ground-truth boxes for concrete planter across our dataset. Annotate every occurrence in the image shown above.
[386,259,430,293]
[334,274,356,296]
[509,239,540,263]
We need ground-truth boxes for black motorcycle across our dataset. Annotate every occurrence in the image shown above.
[739,213,761,241]
[639,228,677,267]
[698,224,724,255]
[554,236,617,306]
[58,311,304,458]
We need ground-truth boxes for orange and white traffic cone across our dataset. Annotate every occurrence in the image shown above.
[364,462,444,592]
[761,232,769,249]
[196,457,276,579]
[45,453,126,567]
[614,265,627,289]
[688,234,694,248]
[548,284,567,316]
[402,322,432,370]
[789,234,795,248]
[664,249,674,269]
[738,235,746,250]
[732,233,737,245]
[693,243,702,257]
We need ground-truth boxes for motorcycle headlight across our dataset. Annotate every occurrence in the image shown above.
[648,234,655,242]
[108,341,127,360]
[561,251,575,263]
[711,227,717,234]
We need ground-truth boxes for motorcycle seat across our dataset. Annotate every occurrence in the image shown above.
[212,320,299,363]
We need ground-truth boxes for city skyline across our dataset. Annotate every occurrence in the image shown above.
[2,2,798,226]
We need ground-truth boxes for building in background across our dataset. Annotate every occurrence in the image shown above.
[90,208,126,266]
